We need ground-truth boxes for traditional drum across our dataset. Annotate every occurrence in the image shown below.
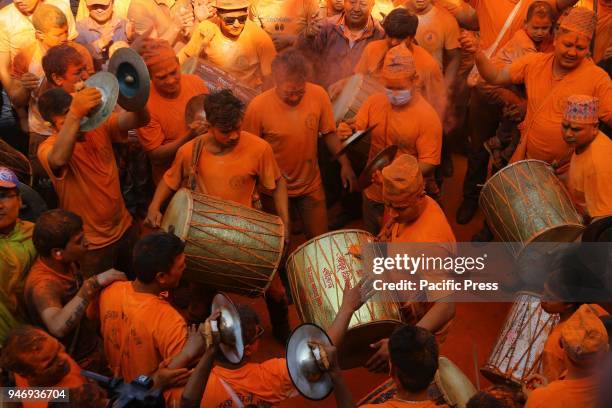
[286,229,402,369]
[480,160,584,255]
[188,59,258,104]
[357,356,478,408]
[331,74,385,123]
[161,189,285,297]
[481,292,560,387]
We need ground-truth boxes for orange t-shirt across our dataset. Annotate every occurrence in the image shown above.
[163,131,281,207]
[179,19,276,89]
[14,356,86,408]
[37,114,132,249]
[354,93,442,203]
[411,5,460,68]
[99,281,187,382]
[242,82,336,197]
[568,132,612,218]
[508,53,612,165]
[472,0,556,51]
[361,400,438,408]
[199,358,296,407]
[525,375,600,408]
[354,41,447,121]
[249,0,321,37]
[594,0,612,63]
[138,74,208,184]
[541,304,608,382]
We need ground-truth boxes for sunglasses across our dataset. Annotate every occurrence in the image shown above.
[220,14,248,25]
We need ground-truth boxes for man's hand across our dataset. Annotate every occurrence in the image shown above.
[271,34,296,50]
[201,310,221,350]
[337,121,354,141]
[193,0,215,21]
[603,46,612,61]
[365,338,389,373]
[96,269,128,287]
[152,360,191,390]
[503,102,526,123]
[96,20,121,51]
[340,162,357,192]
[188,119,208,136]
[371,169,383,186]
[20,72,40,92]
[145,204,163,228]
[459,30,480,54]
[320,344,341,374]
[340,276,375,314]
[70,87,102,118]
[179,6,195,31]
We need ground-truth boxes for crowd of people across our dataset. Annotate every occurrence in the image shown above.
[0,0,611,406]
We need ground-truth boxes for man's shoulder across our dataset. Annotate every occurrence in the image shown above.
[412,44,441,69]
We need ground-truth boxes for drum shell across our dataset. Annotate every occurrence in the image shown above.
[481,291,560,387]
[193,59,259,104]
[286,229,401,369]
[479,160,584,256]
[161,189,284,297]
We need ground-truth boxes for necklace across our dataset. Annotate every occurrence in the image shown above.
[392,396,427,404]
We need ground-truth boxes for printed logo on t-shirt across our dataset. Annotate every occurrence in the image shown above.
[304,113,318,131]
[235,55,250,70]
[422,30,439,46]
[229,174,251,190]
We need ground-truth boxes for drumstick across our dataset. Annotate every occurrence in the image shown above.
[472,342,480,390]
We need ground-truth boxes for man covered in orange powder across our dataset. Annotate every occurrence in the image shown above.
[36,80,150,277]
[525,304,608,407]
[243,48,356,240]
[460,7,612,175]
[340,45,442,235]
[0,326,86,408]
[364,154,455,373]
[177,0,277,90]
[562,95,612,220]
[137,39,209,185]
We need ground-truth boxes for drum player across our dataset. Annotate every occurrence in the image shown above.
[338,45,442,235]
[145,89,292,341]
[361,154,455,373]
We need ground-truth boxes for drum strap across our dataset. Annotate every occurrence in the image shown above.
[218,378,244,408]
[188,137,207,193]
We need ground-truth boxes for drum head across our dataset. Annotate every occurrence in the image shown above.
[358,145,398,191]
[161,188,193,240]
[211,292,244,364]
[286,323,333,401]
[332,74,364,123]
[184,94,207,127]
[436,356,478,408]
[338,320,401,369]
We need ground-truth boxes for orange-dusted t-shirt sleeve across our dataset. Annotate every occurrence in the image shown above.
[201,358,295,407]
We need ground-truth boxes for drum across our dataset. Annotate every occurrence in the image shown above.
[357,356,478,408]
[161,189,285,297]
[331,74,385,123]
[479,160,584,256]
[191,59,259,104]
[481,292,560,387]
[286,229,402,369]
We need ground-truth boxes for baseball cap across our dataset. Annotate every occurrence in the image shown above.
[0,167,19,189]
[215,0,250,11]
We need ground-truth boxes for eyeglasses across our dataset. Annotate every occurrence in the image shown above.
[220,14,248,25]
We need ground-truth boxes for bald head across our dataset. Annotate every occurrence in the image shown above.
[32,3,67,32]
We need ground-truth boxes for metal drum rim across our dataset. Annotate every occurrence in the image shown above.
[286,228,374,267]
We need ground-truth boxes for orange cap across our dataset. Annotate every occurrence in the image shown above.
[558,7,596,40]
[382,154,424,205]
[561,304,609,363]
[382,45,416,86]
[139,39,177,70]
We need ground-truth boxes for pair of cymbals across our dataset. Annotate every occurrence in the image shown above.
[80,48,151,131]
[211,293,244,364]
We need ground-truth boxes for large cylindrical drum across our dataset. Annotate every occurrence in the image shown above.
[161,189,285,297]
[479,160,584,255]
[481,292,559,387]
[286,229,401,368]
[191,59,259,104]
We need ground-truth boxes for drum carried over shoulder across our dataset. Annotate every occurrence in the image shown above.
[161,188,285,297]
[189,59,259,105]
[286,229,402,369]
[481,291,559,388]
